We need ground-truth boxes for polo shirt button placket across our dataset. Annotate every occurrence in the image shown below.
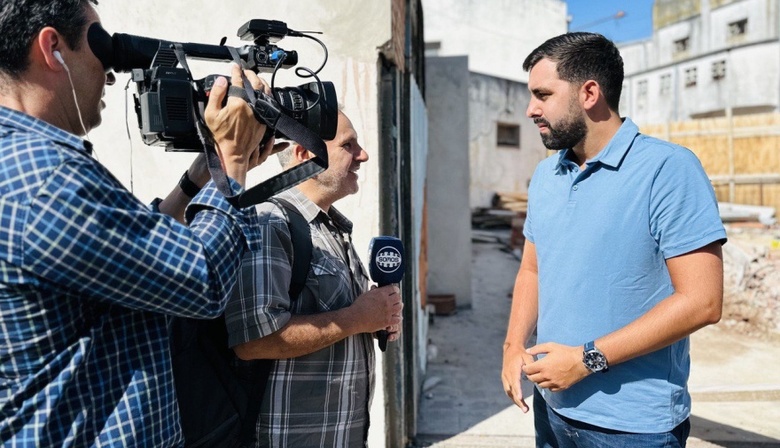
[572,185,579,191]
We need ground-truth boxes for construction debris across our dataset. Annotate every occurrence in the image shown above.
[491,191,528,213]
[471,208,515,229]
[721,225,780,340]
[719,202,776,226]
[472,191,528,253]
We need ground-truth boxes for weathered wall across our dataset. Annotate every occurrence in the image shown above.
[425,56,472,306]
[468,73,548,208]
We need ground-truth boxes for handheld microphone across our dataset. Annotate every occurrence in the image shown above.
[367,236,404,352]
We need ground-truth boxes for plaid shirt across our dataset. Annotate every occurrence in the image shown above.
[0,106,259,447]
[225,188,373,448]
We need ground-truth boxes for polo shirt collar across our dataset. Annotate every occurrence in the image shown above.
[588,118,639,168]
[554,149,578,172]
[0,105,93,155]
[553,117,640,171]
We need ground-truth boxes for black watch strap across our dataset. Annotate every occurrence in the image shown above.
[178,170,202,198]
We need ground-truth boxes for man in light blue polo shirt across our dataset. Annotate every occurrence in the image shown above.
[501,32,726,448]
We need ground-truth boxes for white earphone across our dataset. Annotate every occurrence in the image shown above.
[53,50,65,66]
[53,49,91,141]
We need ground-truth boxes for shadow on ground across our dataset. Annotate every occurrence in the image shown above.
[415,230,780,448]
[691,415,780,447]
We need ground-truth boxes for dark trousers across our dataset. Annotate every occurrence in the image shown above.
[533,388,690,448]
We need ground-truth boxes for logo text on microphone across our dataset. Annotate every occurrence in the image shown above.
[375,246,402,274]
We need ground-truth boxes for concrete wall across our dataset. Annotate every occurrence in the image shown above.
[468,73,548,208]
[425,56,472,306]
[707,0,775,50]
[620,40,654,75]
[422,0,568,83]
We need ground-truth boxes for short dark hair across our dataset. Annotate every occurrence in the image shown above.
[0,0,98,78]
[523,32,624,111]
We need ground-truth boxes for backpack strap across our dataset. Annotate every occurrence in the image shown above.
[268,197,313,301]
[237,197,313,446]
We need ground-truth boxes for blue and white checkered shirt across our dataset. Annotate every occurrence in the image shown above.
[0,106,259,447]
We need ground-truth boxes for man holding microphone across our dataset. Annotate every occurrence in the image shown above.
[227,110,403,448]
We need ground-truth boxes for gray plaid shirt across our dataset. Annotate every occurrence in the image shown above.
[225,187,374,448]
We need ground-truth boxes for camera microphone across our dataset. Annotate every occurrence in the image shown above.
[367,236,404,352]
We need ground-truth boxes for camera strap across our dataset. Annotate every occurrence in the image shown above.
[172,45,329,209]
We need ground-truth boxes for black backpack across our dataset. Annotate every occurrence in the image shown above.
[171,197,312,448]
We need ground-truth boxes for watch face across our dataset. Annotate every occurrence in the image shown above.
[584,351,607,372]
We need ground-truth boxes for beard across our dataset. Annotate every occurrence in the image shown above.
[313,167,358,200]
[535,103,587,150]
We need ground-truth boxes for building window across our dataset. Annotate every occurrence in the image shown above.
[497,123,520,148]
[685,67,697,87]
[660,74,672,95]
[637,80,648,97]
[729,19,747,37]
[674,37,690,54]
[425,41,442,56]
[712,60,727,80]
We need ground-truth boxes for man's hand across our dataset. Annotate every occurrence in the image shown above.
[348,285,403,335]
[234,285,402,361]
[522,342,590,392]
[385,323,402,342]
[501,345,535,412]
[204,64,273,186]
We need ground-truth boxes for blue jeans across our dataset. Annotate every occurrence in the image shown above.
[533,388,690,448]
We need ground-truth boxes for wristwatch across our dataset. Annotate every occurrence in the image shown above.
[583,341,609,373]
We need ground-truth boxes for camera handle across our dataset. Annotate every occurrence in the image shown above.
[173,44,329,209]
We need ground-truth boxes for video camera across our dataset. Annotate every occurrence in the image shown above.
[87,19,338,151]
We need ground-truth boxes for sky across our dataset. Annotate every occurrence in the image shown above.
[565,0,656,44]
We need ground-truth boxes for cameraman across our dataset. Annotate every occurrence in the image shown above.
[0,1,273,446]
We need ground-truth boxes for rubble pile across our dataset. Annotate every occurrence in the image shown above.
[721,225,780,340]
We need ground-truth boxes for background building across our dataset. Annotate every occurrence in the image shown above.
[619,0,780,215]
[620,0,780,124]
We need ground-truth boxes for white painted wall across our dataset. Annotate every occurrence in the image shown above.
[90,1,392,445]
[423,0,568,83]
